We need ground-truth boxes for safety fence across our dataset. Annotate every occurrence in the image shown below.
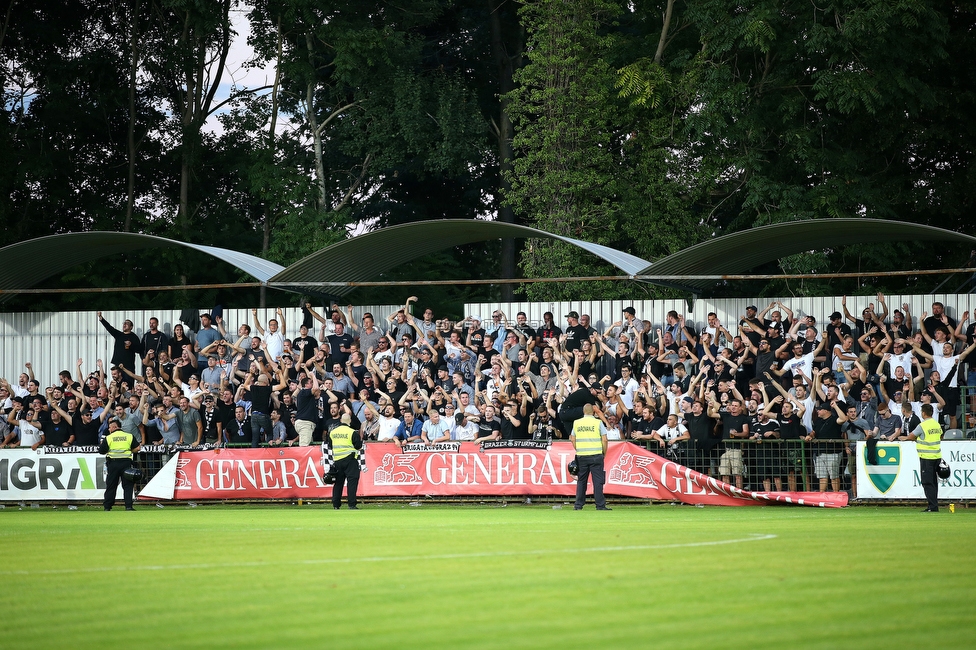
[630,439,850,494]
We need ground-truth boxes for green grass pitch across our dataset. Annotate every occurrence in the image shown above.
[1,502,973,649]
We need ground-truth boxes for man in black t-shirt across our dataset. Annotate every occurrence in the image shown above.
[215,388,237,445]
[563,311,589,353]
[248,375,274,446]
[707,397,749,488]
[42,409,74,447]
[475,405,502,443]
[683,401,717,476]
[811,402,846,492]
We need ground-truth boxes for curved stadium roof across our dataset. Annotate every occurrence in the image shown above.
[643,218,976,292]
[0,232,284,303]
[267,220,652,296]
[1,218,972,301]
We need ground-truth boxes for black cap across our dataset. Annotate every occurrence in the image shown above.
[565,311,579,320]
[746,305,758,311]
[623,306,636,316]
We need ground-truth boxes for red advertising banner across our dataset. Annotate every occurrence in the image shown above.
[603,443,848,508]
[139,442,847,508]
[359,441,578,497]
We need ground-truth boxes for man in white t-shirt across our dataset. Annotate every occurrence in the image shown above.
[614,365,640,410]
[450,412,479,441]
[253,307,286,362]
[651,414,690,461]
[375,404,401,442]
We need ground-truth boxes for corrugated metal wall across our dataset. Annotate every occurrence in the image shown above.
[0,305,402,388]
[3,295,975,387]
[466,294,976,340]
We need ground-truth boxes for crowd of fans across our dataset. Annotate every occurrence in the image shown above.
[2,294,975,494]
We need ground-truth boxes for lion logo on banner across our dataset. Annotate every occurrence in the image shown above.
[175,458,193,488]
[608,452,658,487]
[373,453,423,484]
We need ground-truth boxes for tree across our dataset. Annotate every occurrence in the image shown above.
[505,0,628,300]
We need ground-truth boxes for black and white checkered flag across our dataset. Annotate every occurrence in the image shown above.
[320,442,367,473]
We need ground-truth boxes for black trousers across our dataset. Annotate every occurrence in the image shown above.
[332,454,361,509]
[919,457,940,510]
[559,406,586,436]
[104,458,134,510]
[574,453,606,509]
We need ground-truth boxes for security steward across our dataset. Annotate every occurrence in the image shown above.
[99,417,141,511]
[327,413,363,510]
[570,403,611,511]
[905,403,943,512]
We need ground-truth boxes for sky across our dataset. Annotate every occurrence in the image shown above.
[205,5,274,135]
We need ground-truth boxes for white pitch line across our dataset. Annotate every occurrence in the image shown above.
[1,534,776,577]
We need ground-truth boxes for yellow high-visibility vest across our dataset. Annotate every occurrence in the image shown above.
[106,431,134,459]
[916,418,942,460]
[330,425,357,461]
[573,416,604,456]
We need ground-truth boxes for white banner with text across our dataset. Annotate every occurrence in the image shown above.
[856,440,976,499]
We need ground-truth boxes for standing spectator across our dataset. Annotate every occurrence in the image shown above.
[564,311,589,352]
[143,398,180,446]
[326,322,354,367]
[195,313,221,364]
[394,409,425,447]
[953,310,976,385]
[923,302,957,347]
[225,405,253,446]
[621,306,644,339]
[538,311,562,342]
[664,310,688,345]
[809,399,847,492]
[253,308,286,362]
[246,374,276,446]
[451,411,479,441]
[293,376,320,446]
[176,396,202,447]
[307,302,346,337]
[483,310,509,354]
[200,355,224,395]
[708,397,749,489]
[98,312,142,371]
[200,395,222,445]
[292,324,319,365]
[168,324,193,361]
[268,408,288,446]
[349,308,383,352]
[513,311,537,344]
[141,317,169,371]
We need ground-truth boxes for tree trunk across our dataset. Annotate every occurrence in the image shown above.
[489,0,523,300]
[124,0,140,232]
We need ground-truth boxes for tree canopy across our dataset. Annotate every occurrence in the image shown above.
[2,0,973,315]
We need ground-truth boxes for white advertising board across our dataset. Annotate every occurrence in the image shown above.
[856,441,976,499]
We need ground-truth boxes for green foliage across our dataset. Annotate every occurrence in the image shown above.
[615,58,671,108]
[2,0,975,310]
